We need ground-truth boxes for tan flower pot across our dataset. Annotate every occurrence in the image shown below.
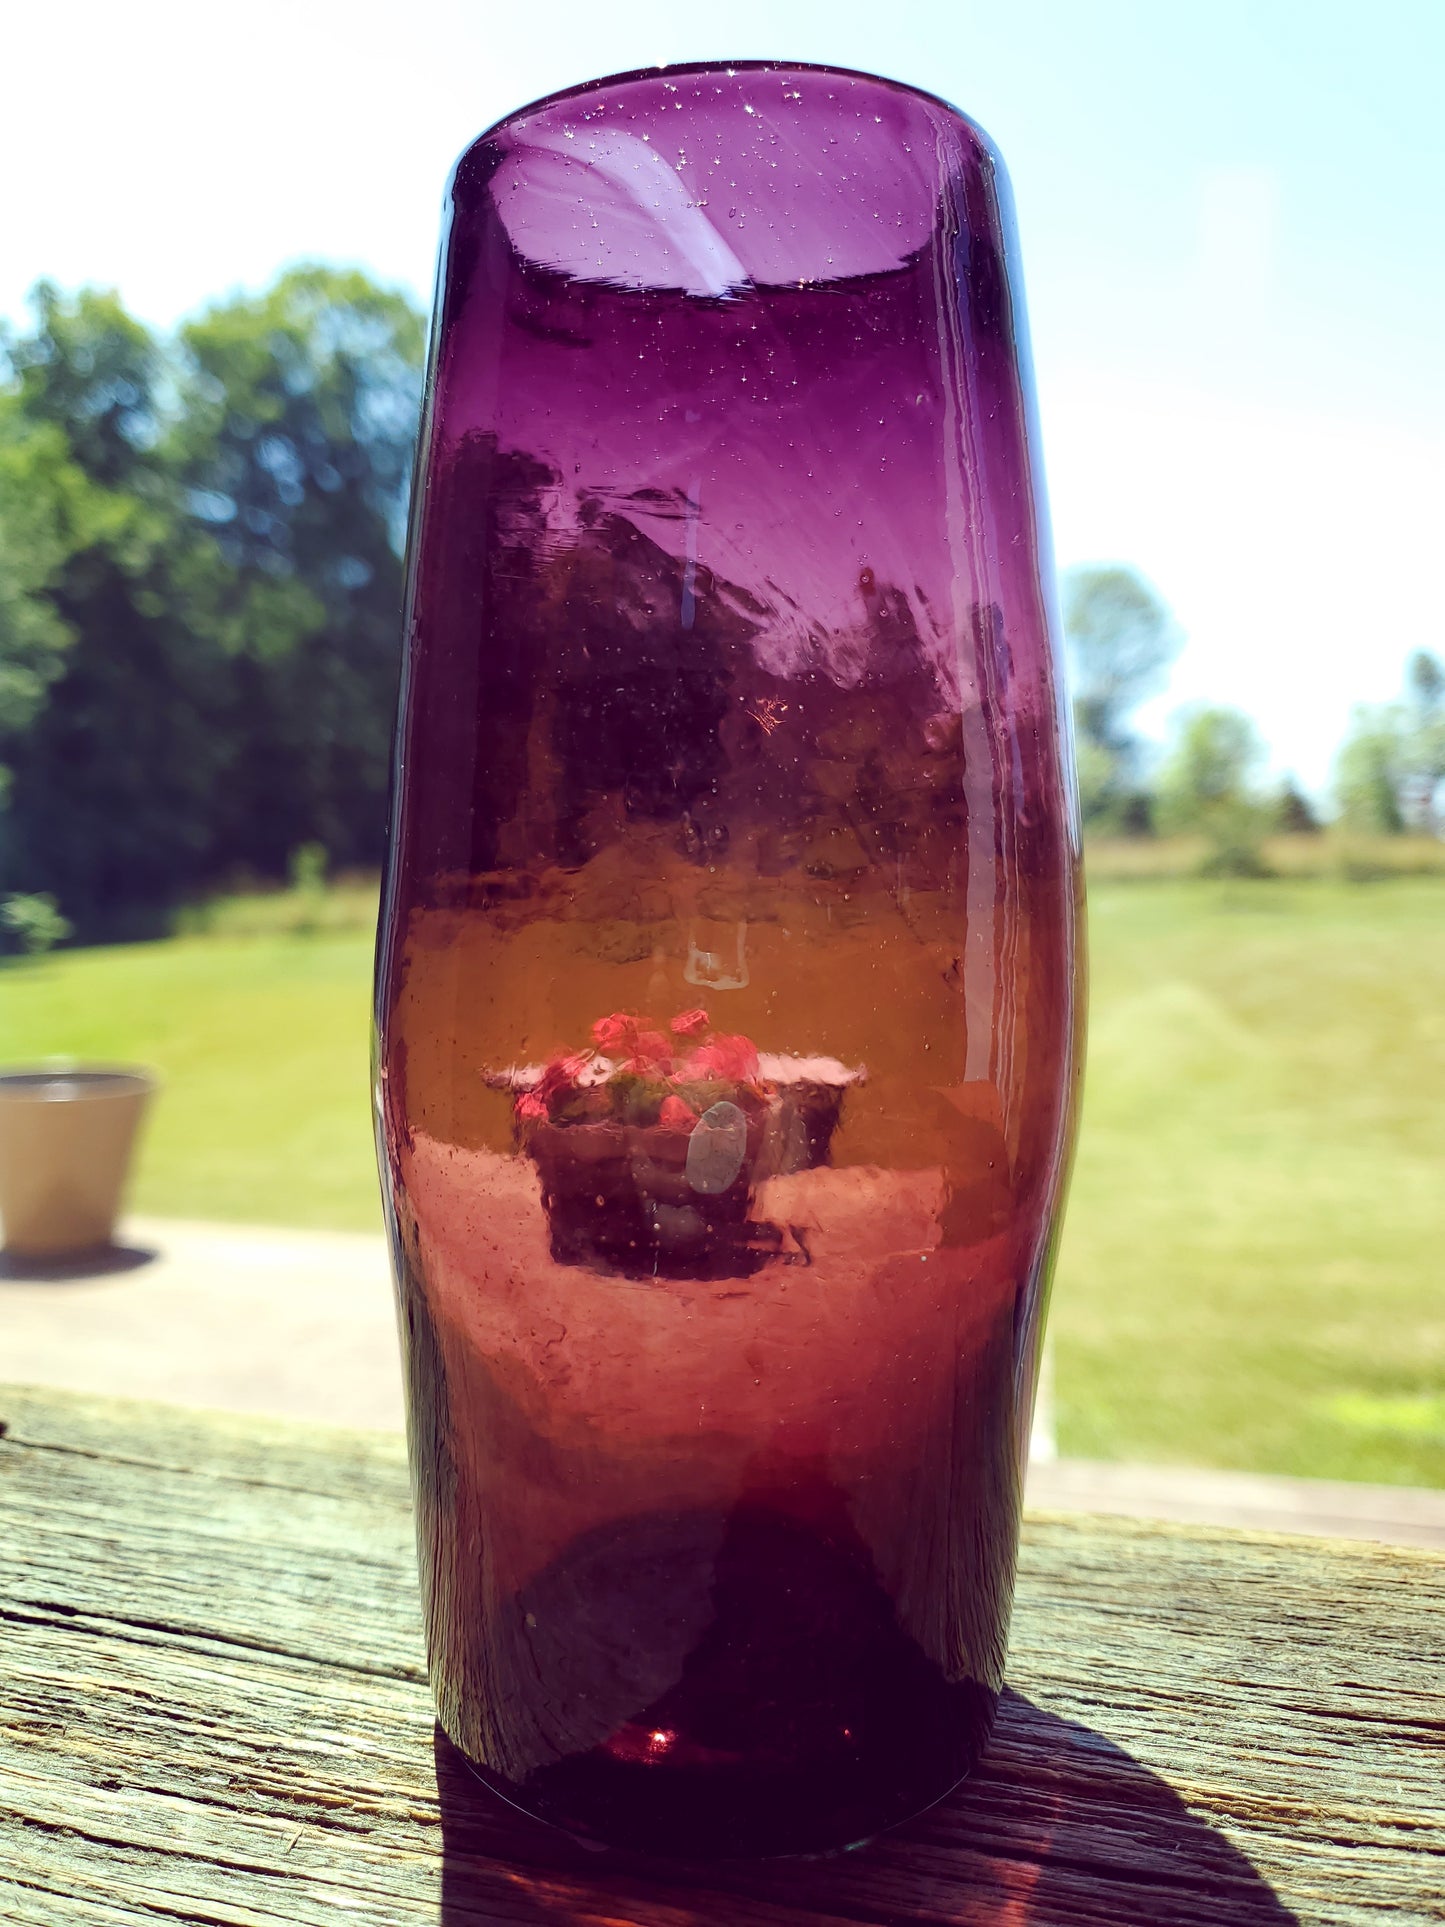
[0,1065,156,1256]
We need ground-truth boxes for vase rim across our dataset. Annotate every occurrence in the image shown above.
[459,58,989,166]
[452,60,1000,299]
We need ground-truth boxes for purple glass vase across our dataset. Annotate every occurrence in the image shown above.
[376,61,1082,1857]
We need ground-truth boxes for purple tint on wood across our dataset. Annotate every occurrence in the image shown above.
[377,62,1083,1857]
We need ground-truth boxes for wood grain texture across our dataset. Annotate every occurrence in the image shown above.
[1,1383,1440,1926]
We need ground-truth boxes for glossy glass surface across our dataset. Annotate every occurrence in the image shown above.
[376,61,1082,1857]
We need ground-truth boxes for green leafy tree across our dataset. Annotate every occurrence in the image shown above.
[0,270,425,936]
[1406,648,1445,709]
[1,891,71,956]
[1156,704,1271,875]
[173,266,425,875]
[6,281,164,489]
[1062,565,1180,830]
[1334,706,1406,834]
[0,285,229,934]
[0,403,79,795]
[1398,650,1445,828]
[1332,652,1445,836]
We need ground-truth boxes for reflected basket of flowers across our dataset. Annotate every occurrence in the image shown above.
[494,1010,862,1280]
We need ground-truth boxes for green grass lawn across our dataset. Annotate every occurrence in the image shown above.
[3,872,1441,1488]
[1056,877,1444,1489]
[0,925,381,1233]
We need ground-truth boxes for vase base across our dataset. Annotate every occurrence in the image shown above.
[437,1502,999,1857]
[456,1716,994,1858]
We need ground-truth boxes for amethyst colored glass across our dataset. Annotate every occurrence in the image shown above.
[375,62,1082,1857]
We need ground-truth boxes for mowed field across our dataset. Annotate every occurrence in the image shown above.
[3,872,1441,1487]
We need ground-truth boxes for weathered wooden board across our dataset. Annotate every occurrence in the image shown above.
[1,1383,1440,1925]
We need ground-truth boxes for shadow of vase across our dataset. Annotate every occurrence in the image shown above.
[433,1687,1300,1926]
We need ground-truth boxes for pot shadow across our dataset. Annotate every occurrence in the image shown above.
[432,1688,1300,1926]
[0,1242,157,1283]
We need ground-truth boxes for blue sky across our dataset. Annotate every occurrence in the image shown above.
[5,0,1442,793]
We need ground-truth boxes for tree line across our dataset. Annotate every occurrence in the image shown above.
[0,270,424,941]
[1063,565,1445,869]
[3,272,1442,948]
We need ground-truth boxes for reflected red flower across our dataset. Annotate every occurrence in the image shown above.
[592,1012,640,1054]
[629,1030,674,1073]
[659,1094,699,1130]
[670,1008,710,1037]
[680,1033,759,1082]
[592,1012,676,1073]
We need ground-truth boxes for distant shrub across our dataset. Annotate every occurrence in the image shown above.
[288,842,328,935]
[1155,707,1273,878]
[174,873,379,940]
[1,891,71,956]
[1196,805,1275,879]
